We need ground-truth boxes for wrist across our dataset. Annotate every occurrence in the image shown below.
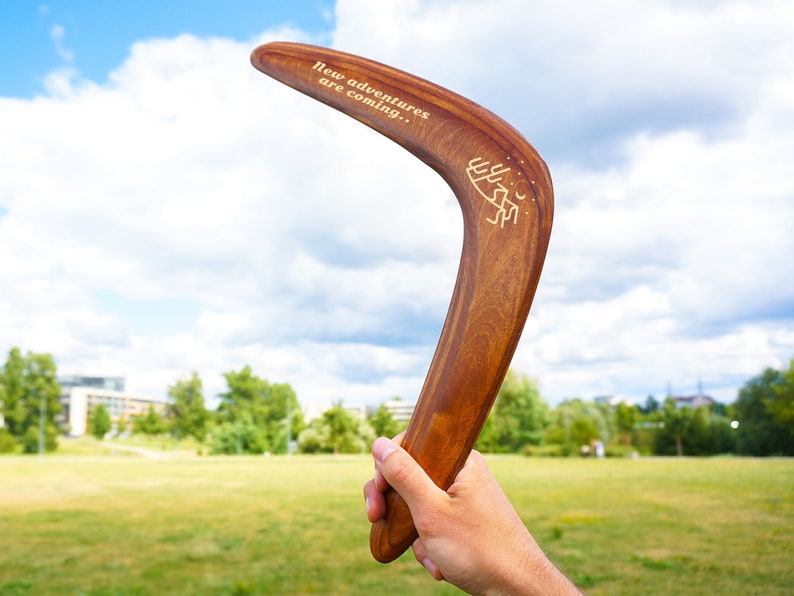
[486,535,581,596]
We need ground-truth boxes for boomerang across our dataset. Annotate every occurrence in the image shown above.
[250,42,553,563]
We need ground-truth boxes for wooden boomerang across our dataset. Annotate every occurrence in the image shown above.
[250,42,553,563]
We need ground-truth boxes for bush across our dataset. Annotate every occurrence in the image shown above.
[523,443,568,457]
[0,429,18,454]
[297,427,326,453]
[209,418,266,455]
[604,444,637,458]
[20,424,58,454]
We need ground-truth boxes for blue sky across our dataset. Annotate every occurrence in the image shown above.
[0,1,334,97]
[1,0,792,409]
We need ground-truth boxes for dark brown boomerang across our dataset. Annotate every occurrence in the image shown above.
[250,42,553,564]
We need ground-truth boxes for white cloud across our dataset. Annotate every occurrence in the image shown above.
[333,0,794,163]
[0,1,792,411]
[50,24,74,62]
[518,115,794,401]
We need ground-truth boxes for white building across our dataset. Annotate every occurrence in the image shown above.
[62,385,165,437]
[345,405,367,421]
[382,399,416,424]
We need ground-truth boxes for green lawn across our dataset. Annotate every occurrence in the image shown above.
[1,446,792,595]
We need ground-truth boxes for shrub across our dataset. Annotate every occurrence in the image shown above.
[0,429,18,453]
[604,444,637,458]
[209,418,266,455]
[20,424,58,454]
[522,443,568,457]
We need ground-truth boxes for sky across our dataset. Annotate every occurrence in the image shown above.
[1,0,792,411]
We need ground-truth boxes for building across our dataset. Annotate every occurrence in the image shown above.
[345,405,367,421]
[57,376,165,437]
[672,394,716,409]
[57,375,125,429]
[59,375,126,392]
[304,400,417,425]
[382,399,416,424]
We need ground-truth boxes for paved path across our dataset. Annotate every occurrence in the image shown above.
[99,441,167,459]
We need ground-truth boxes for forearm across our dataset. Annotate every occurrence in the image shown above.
[490,556,581,596]
[483,525,582,596]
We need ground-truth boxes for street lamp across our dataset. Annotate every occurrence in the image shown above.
[286,396,291,457]
[38,387,46,457]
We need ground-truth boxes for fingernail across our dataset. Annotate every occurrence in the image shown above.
[365,496,371,514]
[422,556,439,579]
[373,437,397,463]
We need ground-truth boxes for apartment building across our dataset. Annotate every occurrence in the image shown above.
[58,376,165,436]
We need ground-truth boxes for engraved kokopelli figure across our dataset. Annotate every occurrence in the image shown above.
[466,157,520,227]
[485,185,519,227]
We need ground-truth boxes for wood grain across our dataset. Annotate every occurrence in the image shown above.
[251,42,553,563]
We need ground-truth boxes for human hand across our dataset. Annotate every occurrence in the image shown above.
[363,436,581,595]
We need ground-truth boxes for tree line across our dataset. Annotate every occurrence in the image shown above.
[1,346,792,456]
[474,364,794,457]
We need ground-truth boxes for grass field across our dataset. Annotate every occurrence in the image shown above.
[1,442,792,595]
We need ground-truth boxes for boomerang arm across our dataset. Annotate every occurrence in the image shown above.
[251,42,553,563]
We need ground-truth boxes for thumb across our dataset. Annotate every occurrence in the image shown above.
[372,436,443,510]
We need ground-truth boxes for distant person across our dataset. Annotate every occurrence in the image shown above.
[363,436,582,595]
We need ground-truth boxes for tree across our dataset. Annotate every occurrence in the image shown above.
[116,413,128,436]
[656,398,697,456]
[652,400,737,456]
[476,371,549,453]
[297,401,368,454]
[215,366,302,453]
[639,395,660,415]
[766,358,794,441]
[0,348,62,453]
[698,410,736,454]
[545,398,610,455]
[368,402,403,438]
[625,396,739,456]
[209,414,266,455]
[88,404,112,439]
[133,404,165,436]
[734,364,794,456]
[614,401,639,445]
[324,400,360,454]
[21,352,62,439]
[0,348,26,436]
[569,413,600,449]
[216,366,270,425]
[265,382,304,454]
[166,372,209,441]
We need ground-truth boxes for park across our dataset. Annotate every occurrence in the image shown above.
[2,440,792,595]
[2,5,793,594]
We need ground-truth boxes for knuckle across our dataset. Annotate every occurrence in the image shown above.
[383,451,414,486]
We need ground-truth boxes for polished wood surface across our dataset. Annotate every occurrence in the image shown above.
[251,42,553,563]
